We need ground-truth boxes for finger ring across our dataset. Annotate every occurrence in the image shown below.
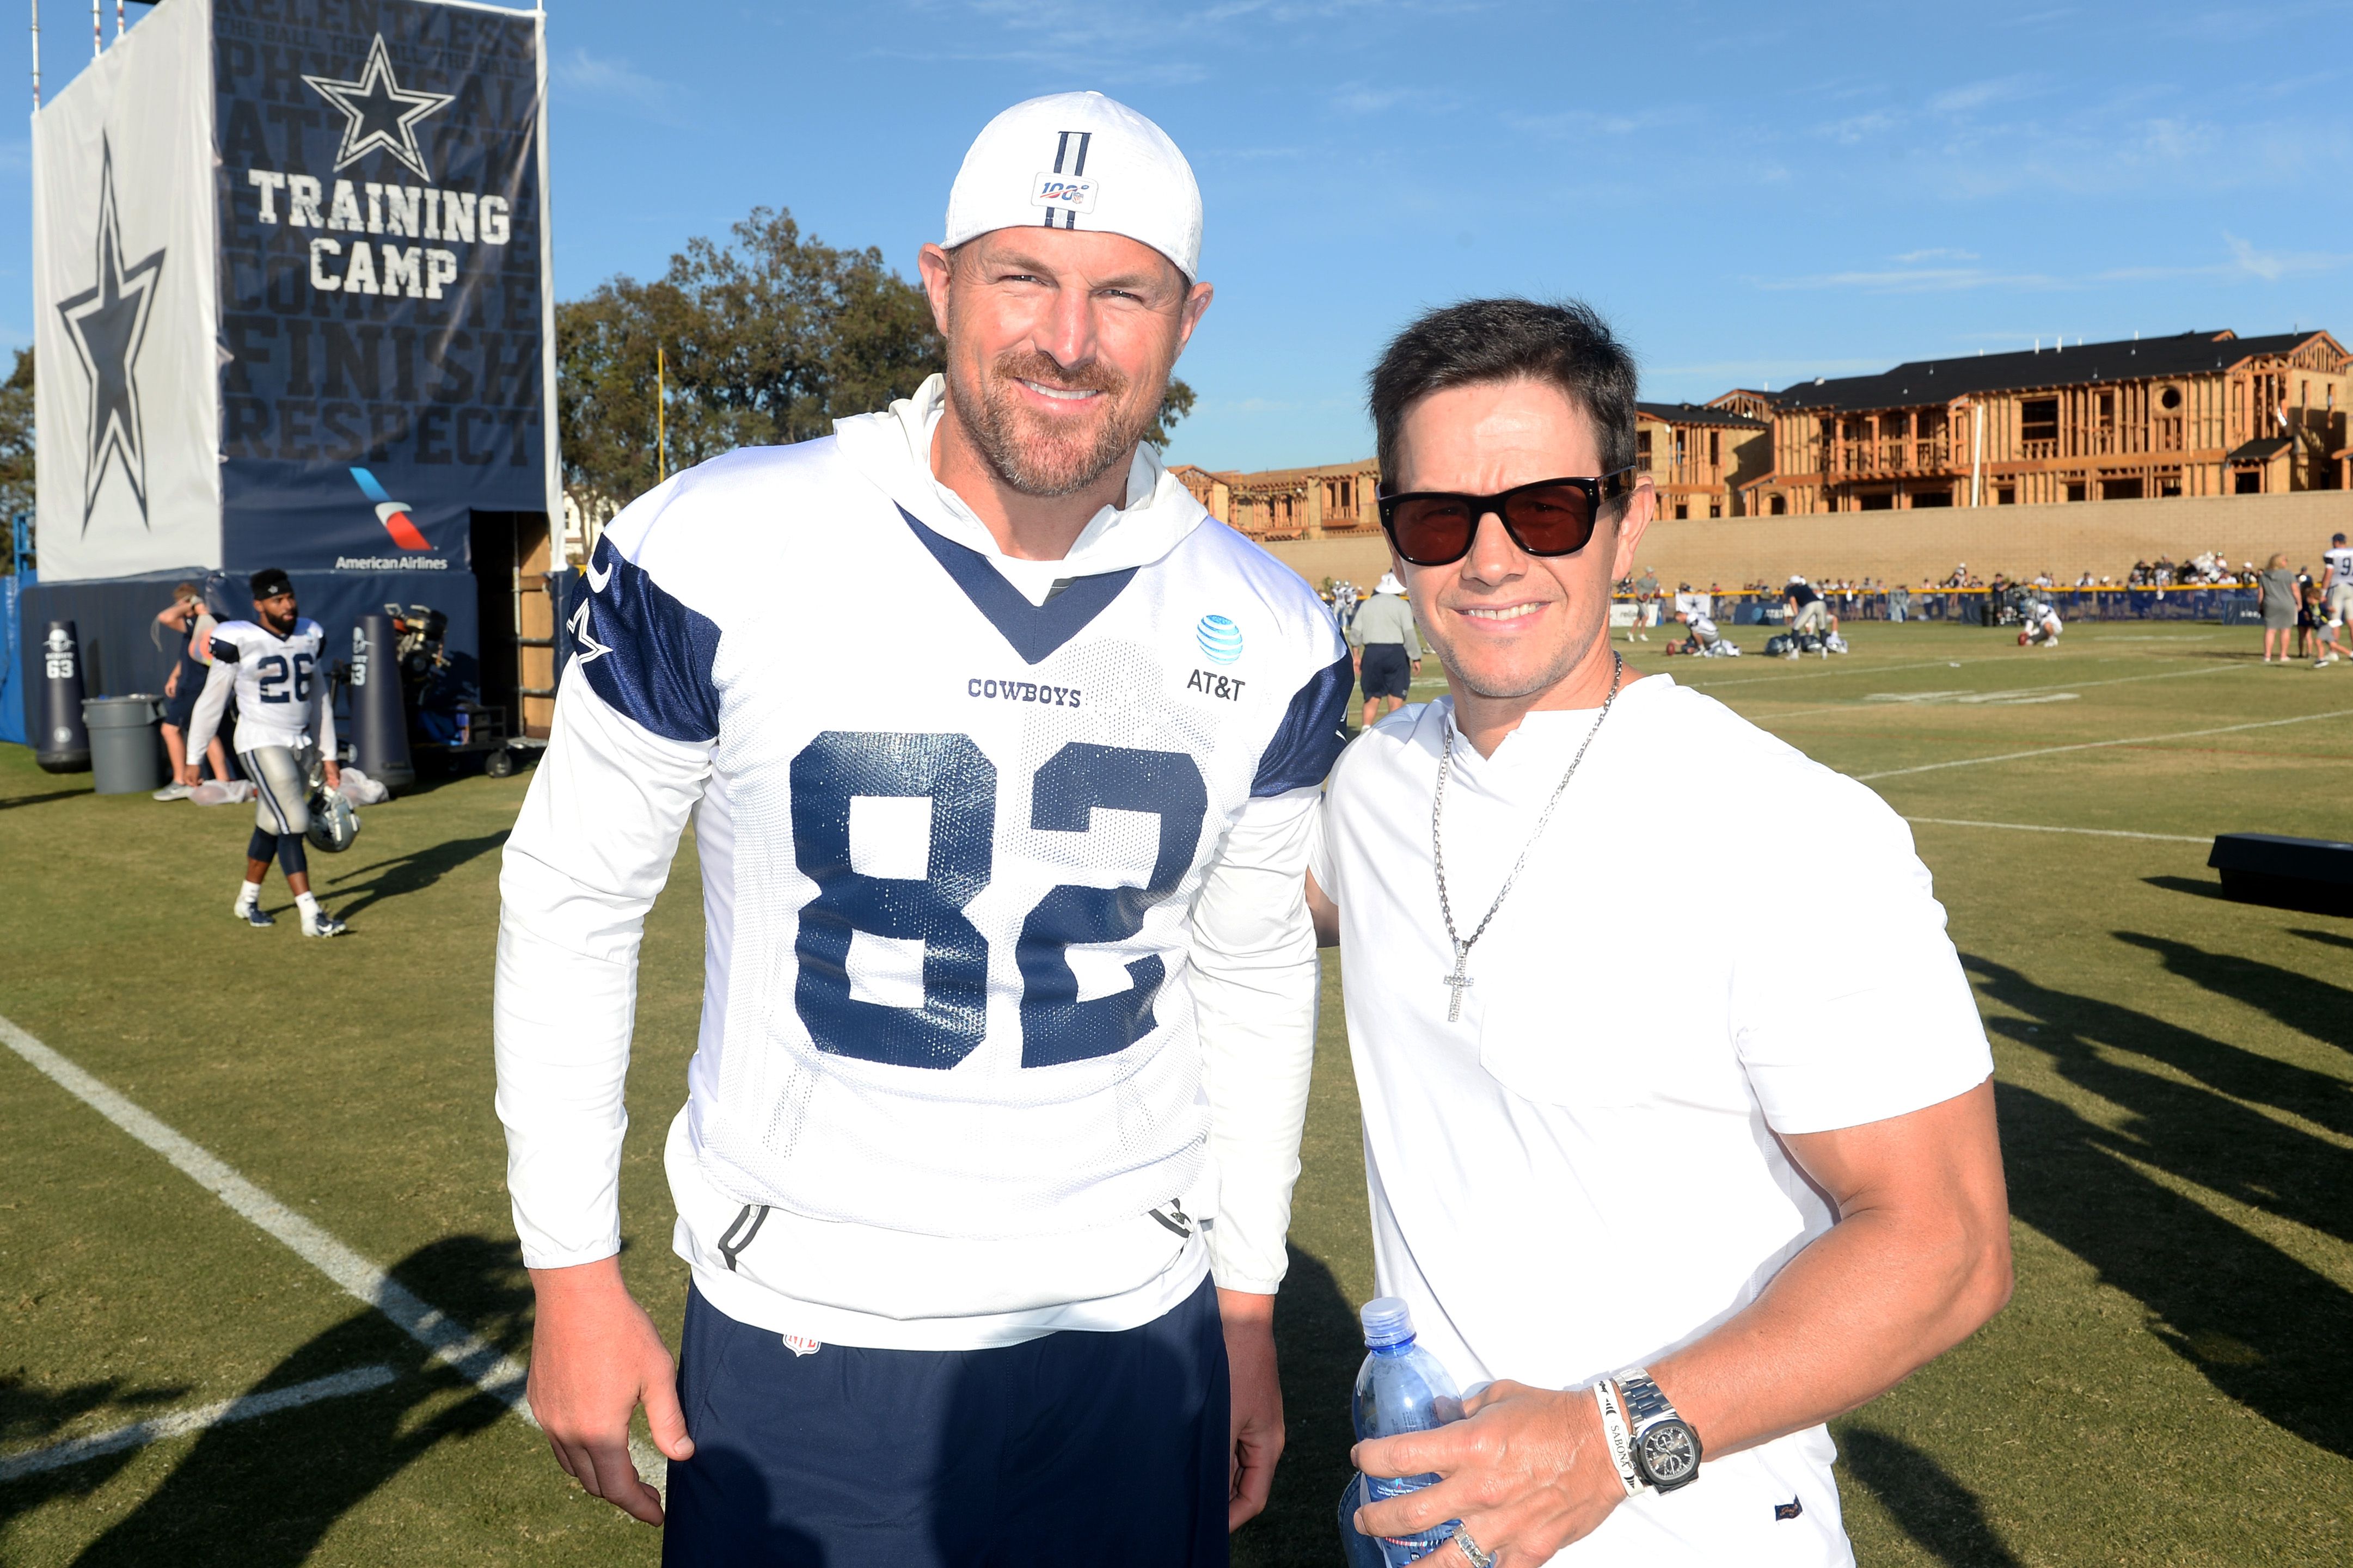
[1450,1526,1496,1568]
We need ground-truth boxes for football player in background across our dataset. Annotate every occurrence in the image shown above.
[497,93,1349,1563]
[183,568,346,937]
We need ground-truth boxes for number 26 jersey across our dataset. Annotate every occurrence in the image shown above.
[204,618,331,753]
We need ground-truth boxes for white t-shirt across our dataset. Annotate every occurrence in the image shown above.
[1310,676,1992,1567]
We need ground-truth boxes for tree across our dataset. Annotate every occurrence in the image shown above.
[556,210,1200,516]
[557,208,942,515]
[1147,377,1196,450]
[0,347,32,539]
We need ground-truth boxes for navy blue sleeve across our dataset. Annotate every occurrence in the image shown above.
[572,534,722,745]
[209,637,242,664]
[1251,652,1353,796]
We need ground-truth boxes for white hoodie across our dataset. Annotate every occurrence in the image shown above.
[494,377,1346,1349]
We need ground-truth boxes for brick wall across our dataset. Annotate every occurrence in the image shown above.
[1251,490,2353,590]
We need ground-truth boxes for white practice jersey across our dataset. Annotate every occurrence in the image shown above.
[497,378,1350,1350]
[2325,546,2353,589]
[186,617,336,759]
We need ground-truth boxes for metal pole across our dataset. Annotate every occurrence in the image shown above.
[88,0,95,58]
[31,0,41,108]
[657,345,667,483]
[112,0,119,40]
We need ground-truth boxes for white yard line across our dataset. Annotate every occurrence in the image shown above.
[1733,660,2247,723]
[1854,709,2353,780]
[0,1367,395,1482]
[0,1014,665,1489]
[1685,651,2174,690]
[1903,817,2211,844]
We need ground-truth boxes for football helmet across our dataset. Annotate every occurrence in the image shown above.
[306,789,361,854]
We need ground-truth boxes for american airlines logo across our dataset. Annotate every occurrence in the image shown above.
[348,468,430,550]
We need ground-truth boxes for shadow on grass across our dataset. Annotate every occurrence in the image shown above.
[2141,874,2231,903]
[2291,927,2353,954]
[0,1372,193,1511]
[1235,1246,1361,1568]
[1965,953,2353,1458]
[1837,1426,2021,1567]
[321,832,508,920]
[0,789,90,813]
[2113,931,2353,1058]
[0,1235,532,1566]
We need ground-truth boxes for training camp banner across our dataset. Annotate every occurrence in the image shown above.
[32,0,557,583]
[216,0,554,571]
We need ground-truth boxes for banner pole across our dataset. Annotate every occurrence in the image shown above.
[657,345,667,483]
[29,0,40,108]
[87,0,94,58]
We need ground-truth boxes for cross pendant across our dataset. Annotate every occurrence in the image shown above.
[1442,944,1473,1023]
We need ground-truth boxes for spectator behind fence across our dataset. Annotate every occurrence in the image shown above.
[154,582,230,802]
[1889,582,1911,623]
[2258,554,2297,664]
[1351,570,1424,730]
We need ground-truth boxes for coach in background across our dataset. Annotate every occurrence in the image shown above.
[1307,298,2009,1567]
[498,91,1348,1563]
[1351,571,1424,729]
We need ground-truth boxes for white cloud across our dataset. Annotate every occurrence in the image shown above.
[1754,233,2353,296]
[553,49,683,122]
[1329,82,1455,116]
[1928,74,2040,114]
[1894,248,1981,264]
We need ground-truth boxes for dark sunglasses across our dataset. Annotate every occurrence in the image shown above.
[1375,469,1636,567]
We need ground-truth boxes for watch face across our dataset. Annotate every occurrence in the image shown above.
[1635,1421,1701,1489]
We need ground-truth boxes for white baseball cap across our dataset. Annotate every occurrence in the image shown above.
[944,91,1203,280]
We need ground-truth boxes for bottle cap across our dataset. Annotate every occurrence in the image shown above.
[1359,1296,1415,1348]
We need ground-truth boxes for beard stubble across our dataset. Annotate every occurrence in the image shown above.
[950,347,1161,500]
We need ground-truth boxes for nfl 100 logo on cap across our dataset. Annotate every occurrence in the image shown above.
[1032,172,1099,214]
[1196,614,1244,665]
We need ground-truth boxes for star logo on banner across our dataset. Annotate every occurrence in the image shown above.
[303,33,454,181]
[57,138,164,533]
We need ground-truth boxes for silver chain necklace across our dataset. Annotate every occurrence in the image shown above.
[1432,653,1626,1023]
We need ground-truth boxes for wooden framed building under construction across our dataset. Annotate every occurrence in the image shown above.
[1169,459,1382,542]
[1748,329,2348,514]
[1172,324,2349,550]
[1636,401,1773,518]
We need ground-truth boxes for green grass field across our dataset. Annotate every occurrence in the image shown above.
[4,617,2350,1566]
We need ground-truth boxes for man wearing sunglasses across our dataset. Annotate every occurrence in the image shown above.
[1308,298,2010,1567]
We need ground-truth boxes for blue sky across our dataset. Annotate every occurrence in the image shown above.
[10,0,2350,471]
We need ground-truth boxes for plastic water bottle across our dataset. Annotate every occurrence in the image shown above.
[1352,1296,1465,1566]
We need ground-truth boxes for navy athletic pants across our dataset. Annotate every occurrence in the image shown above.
[661,1275,1230,1567]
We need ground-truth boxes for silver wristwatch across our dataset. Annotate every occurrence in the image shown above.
[1615,1367,1703,1492]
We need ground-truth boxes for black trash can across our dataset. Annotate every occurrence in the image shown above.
[83,694,166,795]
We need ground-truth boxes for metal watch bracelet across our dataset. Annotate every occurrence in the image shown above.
[1615,1366,1704,1491]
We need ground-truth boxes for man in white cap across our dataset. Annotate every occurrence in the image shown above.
[1351,570,1424,729]
[497,91,1349,1562]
